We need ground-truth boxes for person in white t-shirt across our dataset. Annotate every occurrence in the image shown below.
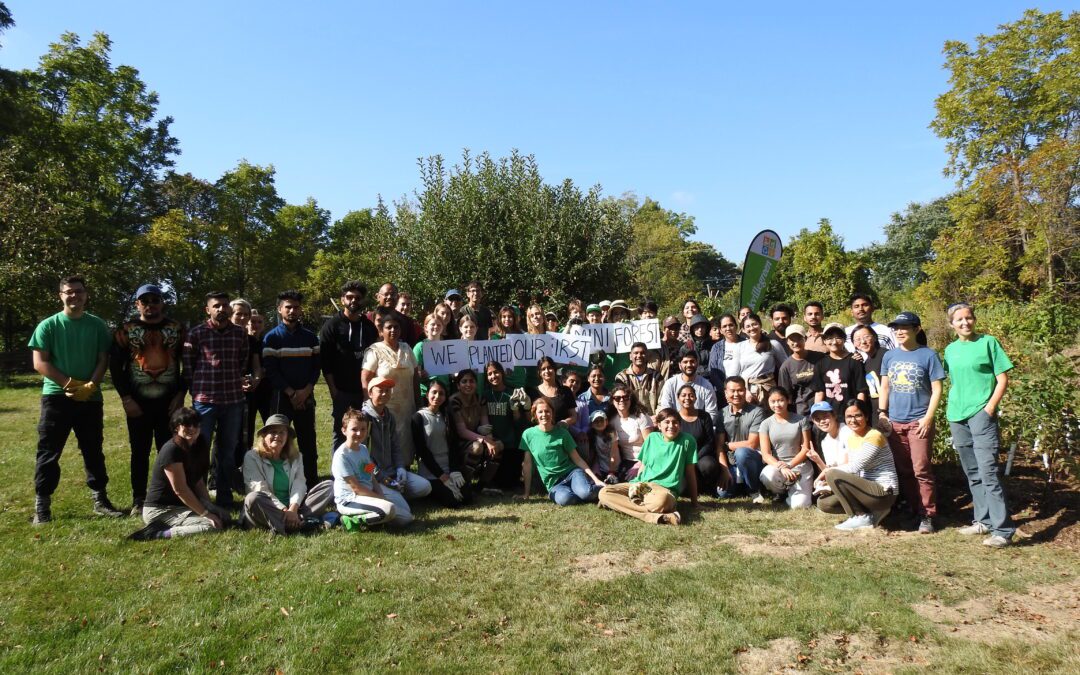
[844,293,895,355]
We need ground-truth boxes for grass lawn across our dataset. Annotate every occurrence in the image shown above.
[1,378,1078,673]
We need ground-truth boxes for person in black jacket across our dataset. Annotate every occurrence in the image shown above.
[320,281,379,461]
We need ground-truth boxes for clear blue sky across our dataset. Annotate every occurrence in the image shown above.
[3,1,1074,262]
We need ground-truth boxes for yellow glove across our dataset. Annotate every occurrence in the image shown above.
[70,381,98,402]
[63,377,89,397]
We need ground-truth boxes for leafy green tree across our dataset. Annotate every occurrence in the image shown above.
[861,197,955,293]
[760,219,873,316]
[929,8,1080,298]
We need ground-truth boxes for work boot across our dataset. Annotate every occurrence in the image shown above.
[32,494,52,526]
[92,491,125,518]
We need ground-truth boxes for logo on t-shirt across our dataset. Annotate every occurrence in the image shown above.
[825,368,847,402]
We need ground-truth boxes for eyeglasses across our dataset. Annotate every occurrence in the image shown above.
[844,414,865,421]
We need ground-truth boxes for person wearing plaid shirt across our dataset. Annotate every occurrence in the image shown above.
[182,291,249,508]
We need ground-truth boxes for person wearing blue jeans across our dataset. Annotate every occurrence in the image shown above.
[547,468,601,505]
[943,303,1015,548]
[192,401,244,507]
[519,398,604,506]
[718,376,767,501]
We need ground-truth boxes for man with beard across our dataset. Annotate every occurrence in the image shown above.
[183,291,249,509]
[320,280,379,458]
[263,290,321,488]
[111,284,186,515]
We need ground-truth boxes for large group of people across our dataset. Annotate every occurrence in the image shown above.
[28,275,1017,548]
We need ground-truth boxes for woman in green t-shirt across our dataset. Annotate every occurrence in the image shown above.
[414,313,451,398]
[519,398,604,505]
[943,303,1015,548]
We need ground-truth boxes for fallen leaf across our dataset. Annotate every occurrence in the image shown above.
[279,607,290,617]
[386,613,398,619]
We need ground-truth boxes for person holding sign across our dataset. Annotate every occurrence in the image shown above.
[598,408,698,525]
[414,313,450,398]
[491,306,526,389]
[519,398,604,505]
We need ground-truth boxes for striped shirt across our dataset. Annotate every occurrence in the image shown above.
[835,428,897,491]
[183,320,249,405]
[262,323,321,391]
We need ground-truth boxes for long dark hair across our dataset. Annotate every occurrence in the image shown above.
[607,383,642,417]
[743,312,772,353]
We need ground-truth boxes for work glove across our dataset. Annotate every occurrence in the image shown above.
[445,480,464,502]
[510,388,532,411]
[395,468,408,486]
[627,481,651,504]
[66,379,97,402]
[449,471,466,489]
[63,377,88,397]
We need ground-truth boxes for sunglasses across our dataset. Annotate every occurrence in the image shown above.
[612,395,629,402]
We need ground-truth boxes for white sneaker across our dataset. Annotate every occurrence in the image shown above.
[835,514,874,531]
[982,535,1010,548]
[752,494,767,505]
[957,522,989,536]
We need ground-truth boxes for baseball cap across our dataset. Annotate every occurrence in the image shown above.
[367,376,396,391]
[586,303,602,313]
[888,311,921,328]
[809,401,834,415]
[599,300,611,309]
[134,284,164,300]
[544,311,558,321]
[785,324,806,338]
[444,289,463,300]
[823,322,846,338]
[589,409,607,423]
[662,315,680,329]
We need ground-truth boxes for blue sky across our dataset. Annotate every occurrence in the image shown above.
[3,1,1074,262]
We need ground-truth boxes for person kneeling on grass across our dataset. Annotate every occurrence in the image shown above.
[129,407,230,540]
[240,414,336,534]
[332,408,398,528]
[819,398,899,531]
[519,398,605,505]
[598,407,698,525]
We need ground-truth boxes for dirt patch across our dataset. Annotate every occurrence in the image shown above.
[735,632,930,674]
[915,580,1080,644]
[571,549,692,581]
[717,527,874,558]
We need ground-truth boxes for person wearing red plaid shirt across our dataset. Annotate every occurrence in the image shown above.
[182,291,249,509]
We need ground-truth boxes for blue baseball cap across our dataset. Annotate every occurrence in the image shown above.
[888,311,921,328]
[134,284,164,300]
[809,401,834,415]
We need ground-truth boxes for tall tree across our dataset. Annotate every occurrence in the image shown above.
[929,9,1080,298]
[861,197,955,293]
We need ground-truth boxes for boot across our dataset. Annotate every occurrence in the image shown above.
[92,491,125,518]
[33,494,52,526]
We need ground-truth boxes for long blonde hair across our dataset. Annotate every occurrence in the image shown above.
[256,425,299,461]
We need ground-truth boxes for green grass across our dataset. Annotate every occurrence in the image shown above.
[1,379,1078,673]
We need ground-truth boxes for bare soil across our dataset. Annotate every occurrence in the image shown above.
[570,549,693,581]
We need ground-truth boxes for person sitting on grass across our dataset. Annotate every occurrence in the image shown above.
[821,399,899,531]
[588,409,619,481]
[413,380,472,507]
[519,398,605,506]
[240,414,336,534]
[758,386,814,509]
[448,369,503,495]
[129,407,230,540]
[361,376,431,525]
[598,407,698,525]
[331,408,398,528]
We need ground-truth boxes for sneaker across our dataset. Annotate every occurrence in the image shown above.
[480,487,503,497]
[33,495,52,526]
[917,517,935,534]
[957,522,989,536]
[659,511,682,525]
[322,512,341,529]
[752,494,767,505]
[298,517,324,534]
[982,535,1011,548]
[129,501,144,518]
[835,514,875,531]
[92,492,125,518]
[127,521,170,541]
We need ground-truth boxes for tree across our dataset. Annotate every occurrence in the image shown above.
[760,219,873,316]
[929,9,1080,298]
[861,197,955,293]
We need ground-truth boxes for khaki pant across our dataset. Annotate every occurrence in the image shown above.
[598,482,676,524]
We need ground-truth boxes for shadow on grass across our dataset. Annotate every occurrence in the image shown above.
[408,513,521,534]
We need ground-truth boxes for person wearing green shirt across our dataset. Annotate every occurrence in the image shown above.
[598,408,698,525]
[29,274,124,525]
[943,303,1015,548]
[519,398,604,505]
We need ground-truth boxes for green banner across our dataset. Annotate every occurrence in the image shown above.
[739,230,783,311]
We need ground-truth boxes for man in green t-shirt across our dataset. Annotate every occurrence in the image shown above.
[28,275,124,525]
